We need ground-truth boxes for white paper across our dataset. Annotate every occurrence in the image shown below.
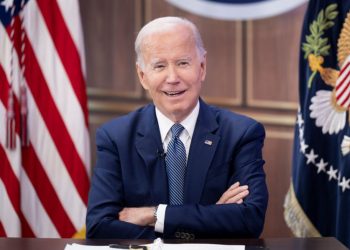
[64,243,245,250]
[145,243,245,250]
[64,243,110,250]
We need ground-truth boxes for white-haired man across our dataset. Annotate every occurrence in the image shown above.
[86,16,268,239]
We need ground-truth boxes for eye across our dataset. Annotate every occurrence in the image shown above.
[178,61,190,67]
[153,64,165,71]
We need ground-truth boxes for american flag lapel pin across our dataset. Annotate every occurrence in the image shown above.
[204,139,213,146]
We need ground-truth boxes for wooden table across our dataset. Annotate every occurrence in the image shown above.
[0,237,347,250]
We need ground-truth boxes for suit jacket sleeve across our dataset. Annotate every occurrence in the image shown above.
[163,121,268,239]
[86,127,155,239]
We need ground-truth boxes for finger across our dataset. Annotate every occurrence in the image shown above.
[217,183,243,204]
[222,185,248,203]
[118,211,125,221]
[118,208,130,221]
[228,182,240,191]
[217,190,231,205]
[225,190,249,204]
[220,188,248,204]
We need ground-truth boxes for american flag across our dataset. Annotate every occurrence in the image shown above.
[336,55,350,108]
[0,0,90,237]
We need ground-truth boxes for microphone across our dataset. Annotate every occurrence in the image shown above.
[157,149,166,158]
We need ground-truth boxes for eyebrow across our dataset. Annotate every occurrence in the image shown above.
[150,56,192,65]
[177,57,192,62]
[149,56,193,66]
[150,59,164,66]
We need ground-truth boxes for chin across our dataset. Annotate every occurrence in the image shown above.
[172,107,192,121]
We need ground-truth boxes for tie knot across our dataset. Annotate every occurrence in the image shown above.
[171,123,184,138]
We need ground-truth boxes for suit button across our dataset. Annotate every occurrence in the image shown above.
[180,232,186,239]
[189,233,195,240]
[175,232,181,238]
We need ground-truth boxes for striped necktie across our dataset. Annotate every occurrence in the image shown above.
[165,123,186,205]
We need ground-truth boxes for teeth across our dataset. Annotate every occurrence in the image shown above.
[165,91,183,96]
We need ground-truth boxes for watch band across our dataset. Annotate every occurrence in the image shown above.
[153,205,159,221]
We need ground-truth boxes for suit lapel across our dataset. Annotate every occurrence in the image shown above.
[135,105,169,204]
[185,100,220,204]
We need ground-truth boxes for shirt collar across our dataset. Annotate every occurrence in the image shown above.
[156,100,200,143]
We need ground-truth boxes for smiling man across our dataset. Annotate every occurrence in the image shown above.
[136,22,205,123]
[86,16,268,239]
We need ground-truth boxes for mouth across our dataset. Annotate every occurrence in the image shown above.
[163,90,186,97]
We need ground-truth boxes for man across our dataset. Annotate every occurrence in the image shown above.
[86,16,268,239]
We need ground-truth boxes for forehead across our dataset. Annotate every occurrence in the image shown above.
[141,25,197,60]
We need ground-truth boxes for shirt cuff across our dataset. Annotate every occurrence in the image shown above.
[154,204,166,233]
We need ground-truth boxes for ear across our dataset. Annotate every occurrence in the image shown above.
[136,63,149,90]
[200,52,207,82]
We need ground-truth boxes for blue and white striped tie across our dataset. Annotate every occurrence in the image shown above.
[166,123,186,205]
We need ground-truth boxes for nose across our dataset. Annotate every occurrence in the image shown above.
[166,65,180,84]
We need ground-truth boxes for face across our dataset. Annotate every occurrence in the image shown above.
[136,24,206,123]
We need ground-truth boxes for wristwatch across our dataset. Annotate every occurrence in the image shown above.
[153,205,159,222]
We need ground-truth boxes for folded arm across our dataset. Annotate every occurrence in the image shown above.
[86,128,156,239]
[87,119,267,239]
[119,122,268,238]
[118,181,249,226]
[162,122,268,238]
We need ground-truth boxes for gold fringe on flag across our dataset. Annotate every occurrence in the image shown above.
[283,181,321,237]
[72,226,86,239]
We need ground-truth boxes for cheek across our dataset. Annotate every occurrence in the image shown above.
[187,67,204,83]
[150,81,163,93]
[142,75,159,92]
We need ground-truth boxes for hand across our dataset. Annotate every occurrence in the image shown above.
[118,207,156,226]
[216,182,249,204]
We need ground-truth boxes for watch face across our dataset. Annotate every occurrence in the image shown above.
[154,205,158,220]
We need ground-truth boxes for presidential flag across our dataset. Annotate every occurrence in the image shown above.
[166,0,307,20]
[284,0,350,247]
[0,0,90,237]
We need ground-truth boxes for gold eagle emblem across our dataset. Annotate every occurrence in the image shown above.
[306,6,350,155]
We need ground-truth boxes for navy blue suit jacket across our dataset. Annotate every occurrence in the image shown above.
[86,99,268,239]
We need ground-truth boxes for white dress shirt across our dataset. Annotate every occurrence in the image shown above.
[154,101,200,233]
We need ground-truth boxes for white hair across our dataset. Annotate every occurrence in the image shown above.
[135,16,206,69]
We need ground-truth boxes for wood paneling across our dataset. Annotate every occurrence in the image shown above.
[262,128,295,238]
[247,5,306,109]
[80,0,143,98]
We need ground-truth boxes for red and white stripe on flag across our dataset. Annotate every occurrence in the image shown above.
[0,0,90,237]
[336,55,350,108]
